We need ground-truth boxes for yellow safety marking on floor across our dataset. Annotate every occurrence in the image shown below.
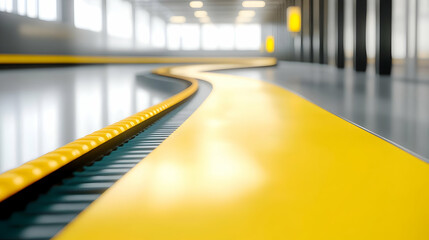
[0,54,270,64]
[0,57,208,202]
[55,62,429,240]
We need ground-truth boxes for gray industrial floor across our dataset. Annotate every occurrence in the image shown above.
[1,61,428,173]
[0,64,186,172]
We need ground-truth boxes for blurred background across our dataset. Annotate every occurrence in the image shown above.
[0,0,429,172]
[0,0,428,65]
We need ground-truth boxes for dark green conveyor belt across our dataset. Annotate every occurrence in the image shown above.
[0,78,212,240]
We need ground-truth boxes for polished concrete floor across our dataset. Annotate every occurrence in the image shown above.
[0,64,186,173]
[221,61,429,162]
[1,61,428,173]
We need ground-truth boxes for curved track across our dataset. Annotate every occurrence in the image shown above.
[1,56,429,240]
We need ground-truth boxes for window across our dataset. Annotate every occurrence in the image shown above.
[181,24,200,50]
[39,0,57,21]
[392,0,406,59]
[151,16,166,48]
[1,0,57,21]
[136,8,151,48]
[218,24,235,50]
[235,24,261,50]
[167,24,182,50]
[74,0,102,32]
[107,0,132,38]
[26,0,37,18]
[0,0,13,12]
[202,24,218,50]
[17,0,26,15]
[418,0,429,59]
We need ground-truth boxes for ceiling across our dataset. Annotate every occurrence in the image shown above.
[129,0,289,24]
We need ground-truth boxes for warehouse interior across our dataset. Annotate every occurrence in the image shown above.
[0,0,429,239]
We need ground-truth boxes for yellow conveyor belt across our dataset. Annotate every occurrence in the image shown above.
[53,62,429,240]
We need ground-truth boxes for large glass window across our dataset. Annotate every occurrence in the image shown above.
[136,8,151,48]
[39,0,57,21]
[17,0,26,15]
[418,0,429,59]
[0,0,13,12]
[151,16,166,48]
[2,0,57,21]
[26,0,38,18]
[74,0,102,32]
[218,24,235,50]
[202,24,219,50]
[181,24,200,50]
[235,24,261,50]
[392,0,406,59]
[107,0,132,38]
[167,24,181,50]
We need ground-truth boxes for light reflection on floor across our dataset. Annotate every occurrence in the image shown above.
[0,64,185,173]
[221,61,429,162]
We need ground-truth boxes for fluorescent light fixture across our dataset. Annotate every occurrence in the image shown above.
[236,16,252,23]
[190,1,203,8]
[199,17,211,23]
[170,16,186,23]
[239,10,255,17]
[242,1,265,8]
[194,10,207,18]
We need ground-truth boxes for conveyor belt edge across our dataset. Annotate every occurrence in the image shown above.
[0,56,277,205]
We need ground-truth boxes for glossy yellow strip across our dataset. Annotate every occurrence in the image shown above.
[0,54,269,64]
[55,61,429,239]
[0,57,207,202]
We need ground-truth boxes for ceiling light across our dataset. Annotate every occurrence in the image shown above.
[199,17,211,23]
[242,1,265,8]
[236,16,252,23]
[170,16,186,23]
[190,1,203,8]
[239,10,255,17]
[194,10,207,18]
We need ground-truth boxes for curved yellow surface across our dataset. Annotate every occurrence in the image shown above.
[0,58,203,202]
[54,62,429,239]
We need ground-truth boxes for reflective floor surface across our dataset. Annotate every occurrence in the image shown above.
[0,64,187,173]
[1,61,428,173]
[221,61,429,162]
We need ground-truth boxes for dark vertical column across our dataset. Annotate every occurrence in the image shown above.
[309,0,314,62]
[319,0,327,64]
[353,0,367,71]
[335,0,345,68]
[313,0,320,63]
[301,0,313,62]
[376,0,392,75]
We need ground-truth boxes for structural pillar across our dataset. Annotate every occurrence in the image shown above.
[375,0,392,75]
[300,0,313,62]
[405,0,418,76]
[353,0,367,71]
[312,0,320,63]
[101,0,108,50]
[319,0,328,64]
[335,0,345,68]
[61,0,74,25]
